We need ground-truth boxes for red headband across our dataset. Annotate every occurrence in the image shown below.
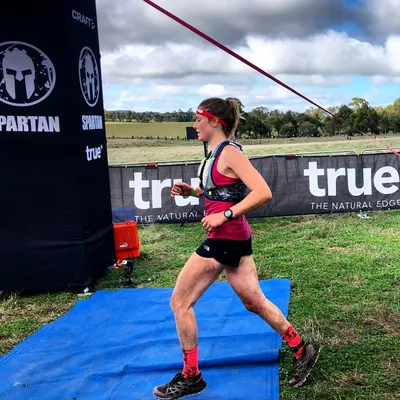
[196,108,228,128]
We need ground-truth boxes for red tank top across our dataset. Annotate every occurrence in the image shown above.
[205,154,252,240]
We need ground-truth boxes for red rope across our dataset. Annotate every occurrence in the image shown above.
[143,0,400,157]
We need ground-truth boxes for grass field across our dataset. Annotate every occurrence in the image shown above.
[106,121,190,138]
[1,212,400,399]
[1,134,400,399]
[106,134,400,164]
[105,122,400,164]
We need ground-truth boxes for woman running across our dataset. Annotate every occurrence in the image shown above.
[153,97,319,399]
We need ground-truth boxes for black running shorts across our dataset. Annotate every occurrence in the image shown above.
[195,237,252,268]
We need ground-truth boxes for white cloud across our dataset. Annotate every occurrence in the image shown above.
[386,36,400,70]
[367,0,400,37]
[246,32,393,75]
[96,0,351,50]
[275,75,351,87]
[101,31,400,82]
[368,76,400,84]
[198,84,226,97]
[96,0,400,112]
[102,78,360,113]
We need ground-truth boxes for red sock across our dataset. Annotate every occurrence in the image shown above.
[282,325,305,358]
[182,346,200,380]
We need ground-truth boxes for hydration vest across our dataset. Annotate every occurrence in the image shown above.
[198,140,248,203]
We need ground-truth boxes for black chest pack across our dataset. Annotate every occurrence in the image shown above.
[198,140,248,203]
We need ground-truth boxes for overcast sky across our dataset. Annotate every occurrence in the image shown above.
[96,0,400,113]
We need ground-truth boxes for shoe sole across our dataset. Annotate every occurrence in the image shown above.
[153,387,206,400]
[290,347,321,389]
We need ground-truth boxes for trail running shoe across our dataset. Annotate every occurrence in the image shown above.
[289,343,320,388]
[153,372,207,399]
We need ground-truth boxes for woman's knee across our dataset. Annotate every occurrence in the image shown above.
[240,294,264,314]
[170,291,180,313]
[170,291,193,314]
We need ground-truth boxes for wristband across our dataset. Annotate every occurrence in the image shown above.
[190,188,197,197]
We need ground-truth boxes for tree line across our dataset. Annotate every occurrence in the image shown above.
[105,97,400,138]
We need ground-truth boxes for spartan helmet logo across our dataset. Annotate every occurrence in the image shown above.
[79,47,99,107]
[3,48,35,101]
[84,53,95,101]
[0,41,56,107]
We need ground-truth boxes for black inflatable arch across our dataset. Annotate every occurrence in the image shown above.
[0,1,114,291]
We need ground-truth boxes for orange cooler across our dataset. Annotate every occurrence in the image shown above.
[113,221,141,259]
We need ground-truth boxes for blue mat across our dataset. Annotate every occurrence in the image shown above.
[0,278,291,400]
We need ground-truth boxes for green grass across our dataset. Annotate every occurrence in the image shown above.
[0,292,76,356]
[104,123,400,164]
[105,132,400,164]
[2,211,400,399]
[105,122,191,138]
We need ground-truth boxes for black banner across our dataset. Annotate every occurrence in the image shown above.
[0,1,114,291]
[110,153,400,224]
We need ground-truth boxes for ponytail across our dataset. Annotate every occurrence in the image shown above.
[225,98,240,138]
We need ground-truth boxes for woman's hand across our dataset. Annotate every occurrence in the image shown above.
[171,182,194,197]
[201,213,226,232]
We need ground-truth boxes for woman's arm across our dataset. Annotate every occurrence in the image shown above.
[171,182,204,198]
[221,146,272,218]
[192,187,204,198]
